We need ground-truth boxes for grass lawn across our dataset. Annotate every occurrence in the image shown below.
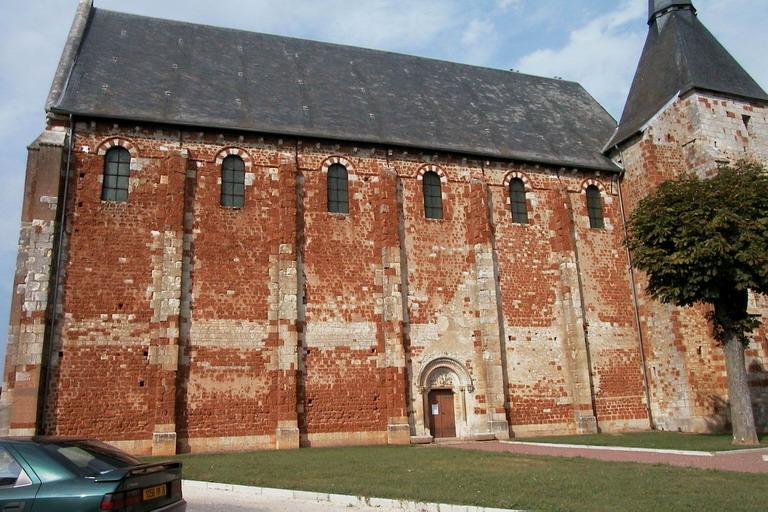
[521,431,767,452]
[152,445,768,512]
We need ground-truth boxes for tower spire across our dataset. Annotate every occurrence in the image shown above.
[648,0,696,24]
[606,0,767,151]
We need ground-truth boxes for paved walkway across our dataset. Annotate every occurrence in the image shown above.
[446,441,768,473]
[184,485,381,512]
[182,480,519,512]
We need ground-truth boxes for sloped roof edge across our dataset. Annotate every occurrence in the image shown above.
[52,8,620,172]
[46,0,93,112]
[606,9,768,152]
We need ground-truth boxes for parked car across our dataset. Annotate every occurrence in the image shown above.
[0,437,185,511]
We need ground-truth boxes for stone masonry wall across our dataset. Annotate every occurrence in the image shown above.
[43,125,187,455]
[2,127,67,436]
[489,166,648,436]
[4,118,654,452]
[618,92,768,432]
[296,144,407,447]
[175,133,288,453]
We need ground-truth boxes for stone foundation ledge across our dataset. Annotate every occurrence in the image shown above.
[470,433,497,442]
[183,480,525,512]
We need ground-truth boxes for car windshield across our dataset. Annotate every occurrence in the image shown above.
[41,441,141,476]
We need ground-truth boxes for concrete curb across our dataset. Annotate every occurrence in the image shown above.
[183,480,525,512]
[500,441,715,457]
[501,441,768,458]
[712,447,768,456]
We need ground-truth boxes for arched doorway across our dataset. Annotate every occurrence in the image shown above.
[417,358,474,440]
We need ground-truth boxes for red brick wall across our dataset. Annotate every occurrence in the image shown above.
[571,179,647,425]
[23,119,660,451]
[297,147,405,441]
[45,126,186,444]
[175,135,282,443]
[487,167,648,433]
[491,173,574,427]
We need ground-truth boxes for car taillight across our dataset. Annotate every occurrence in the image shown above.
[100,486,170,510]
[170,479,182,498]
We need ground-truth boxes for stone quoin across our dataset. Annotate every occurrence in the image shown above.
[1,0,767,455]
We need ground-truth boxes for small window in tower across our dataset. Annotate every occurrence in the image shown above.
[327,163,349,214]
[586,185,605,229]
[742,115,751,133]
[509,178,528,224]
[102,147,131,202]
[221,155,245,208]
[422,171,443,219]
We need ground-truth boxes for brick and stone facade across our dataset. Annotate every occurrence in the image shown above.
[2,120,658,454]
[1,0,767,454]
[614,92,768,432]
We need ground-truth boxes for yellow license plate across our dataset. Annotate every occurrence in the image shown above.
[143,484,167,501]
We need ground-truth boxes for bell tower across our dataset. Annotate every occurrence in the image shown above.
[607,1,768,433]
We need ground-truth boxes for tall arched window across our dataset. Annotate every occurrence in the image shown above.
[586,185,605,229]
[509,178,528,224]
[102,147,131,202]
[327,163,349,214]
[221,155,245,208]
[423,171,443,219]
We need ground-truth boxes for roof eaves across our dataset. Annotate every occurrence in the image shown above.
[679,84,768,103]
[603,91,681,152]
[604,83,768,153]
[54,108,619,173]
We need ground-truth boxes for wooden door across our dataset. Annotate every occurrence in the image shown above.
[428,390,456,438]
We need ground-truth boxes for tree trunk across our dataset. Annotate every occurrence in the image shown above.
[722,333,759,445]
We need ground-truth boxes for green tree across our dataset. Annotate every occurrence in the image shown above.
[626,160,768,445]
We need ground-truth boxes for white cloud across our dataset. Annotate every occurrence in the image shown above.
[459,18,499,64]
[514,0,768,119]
[515,0,646,118]
[497,0,523,10]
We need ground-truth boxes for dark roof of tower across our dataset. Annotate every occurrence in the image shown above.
[606,5,768,150]
[648,0,695,23]
[49,8,619,172]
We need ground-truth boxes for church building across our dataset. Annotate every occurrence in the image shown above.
[2,0,767,455]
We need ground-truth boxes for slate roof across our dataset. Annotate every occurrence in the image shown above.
[606,6,768,150]
[50,8,619,172]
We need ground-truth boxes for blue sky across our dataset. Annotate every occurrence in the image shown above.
[0,0,766,367]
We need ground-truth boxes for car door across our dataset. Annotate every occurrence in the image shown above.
[0,445,41,512]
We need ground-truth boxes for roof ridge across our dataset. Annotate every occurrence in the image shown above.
[92,7,579,88]
[53,7,619,171]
